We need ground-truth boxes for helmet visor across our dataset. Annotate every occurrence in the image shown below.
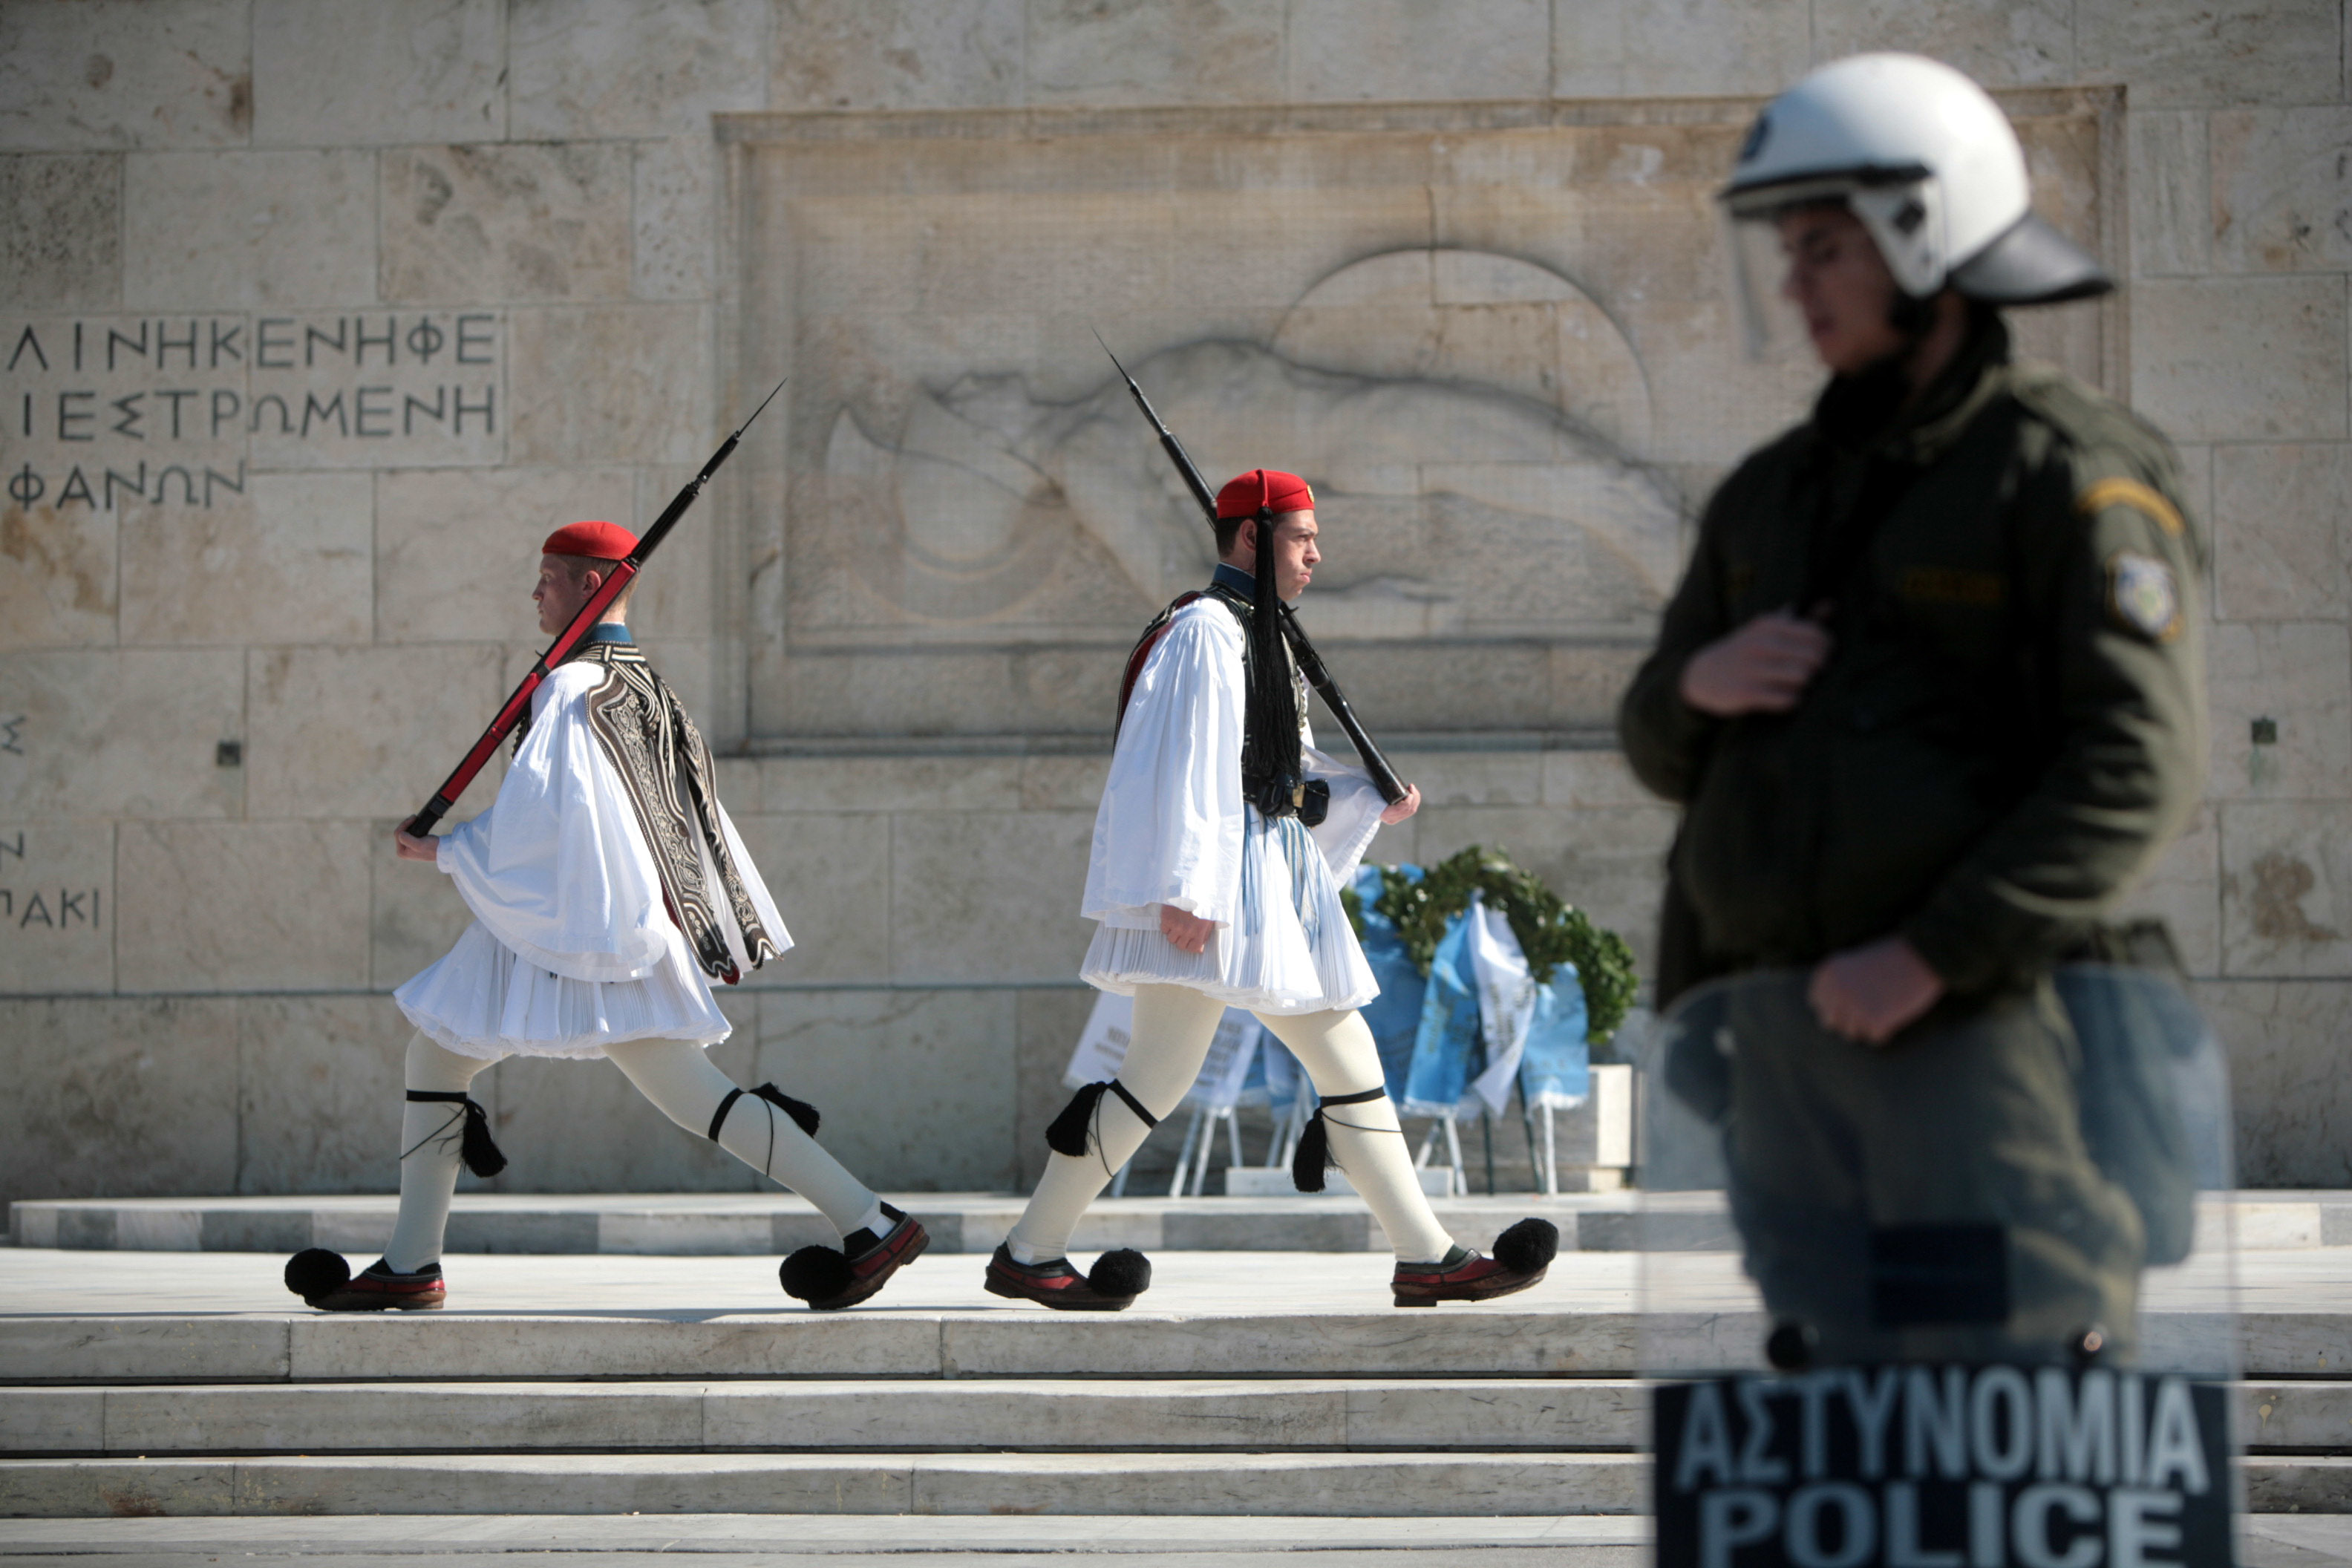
[1724,204,1819,361]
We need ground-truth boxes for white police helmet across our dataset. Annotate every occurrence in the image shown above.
[1722,53,2108,347]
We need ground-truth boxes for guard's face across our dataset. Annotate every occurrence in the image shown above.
[1777,205,1906,376]
[533,554,594,636]
[1267,511,1320,603]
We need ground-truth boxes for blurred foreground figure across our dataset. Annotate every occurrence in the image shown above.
[1621,54,2208,1368]
[284,521,925,1314]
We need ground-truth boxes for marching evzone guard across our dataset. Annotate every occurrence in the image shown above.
[283,520,927,1313]
[1621,56,2206,1365]
[986,469,1560,1310]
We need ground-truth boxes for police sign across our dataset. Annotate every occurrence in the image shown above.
[1654,1367,2231,1567]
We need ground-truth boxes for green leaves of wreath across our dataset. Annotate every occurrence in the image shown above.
[1341,845,1638,1045]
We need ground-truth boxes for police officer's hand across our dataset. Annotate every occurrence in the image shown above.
[1159,904,1215,955]
[1809,935,1946,1045]
[1679,610,1832,716]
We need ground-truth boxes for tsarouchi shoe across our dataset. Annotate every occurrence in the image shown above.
[284,1249,447,1312]
[1390,1218,1559,1307]
[983,1244,1151,1310]
[780,1202,930,1311]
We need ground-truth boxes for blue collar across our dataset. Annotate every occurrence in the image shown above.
[1212,561,1256,600]
[582,623,634,645]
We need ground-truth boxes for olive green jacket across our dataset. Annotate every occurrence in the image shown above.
[1618,318,2207,997]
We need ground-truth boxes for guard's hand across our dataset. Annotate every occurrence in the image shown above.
[1679,610,1832,716]
[1809,936,1945,1045]
[1379,783,1422,826]
[1159,904,1215,955]
[393,826,439,863]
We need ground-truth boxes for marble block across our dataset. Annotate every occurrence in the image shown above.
[2212,108,2352,275]
[2197,978,2352,1189]
[724,813,890,985]
[2204,621,2352,802]
[2212,442,2351,622]
[0,996,241,1213]
[375,466,634,642]
[2132,277,2349,443]
[370,816,486,990]
[119,471,373,645]
[0,648,244,821]
[1809,0,2072,87]
[632,139,716,304]
[235,995,411,1195]
[1024,0,1284,107]
[115,820,373,992]
[2219,800,2352,979]
[1549,0,1809,98]
[2076,0,2342,109]
[887,809,1096,984]
[754,989,1022,1192]
[0,154,121,312]
[0,493,118,650]
[769,0,1025,112]
[509,304,711,466]
[243,308,510,472]
[244,644,509,820]
[0,0,251,152]
[0,820,115,993]
[382,145,633,306]
[123,152,377,311]
[509,0,768,140]
[2127,111,2212,280]
[251,0,506,148]
[1286,0,1549,103]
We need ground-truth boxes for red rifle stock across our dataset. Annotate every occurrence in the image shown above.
[402,376,785,839]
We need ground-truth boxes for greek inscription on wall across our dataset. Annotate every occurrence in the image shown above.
[0,826,113,993]
[1,312,506,509]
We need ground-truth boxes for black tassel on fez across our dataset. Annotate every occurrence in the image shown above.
[1047,1082,1112,1157]
[406,1091,508,1178]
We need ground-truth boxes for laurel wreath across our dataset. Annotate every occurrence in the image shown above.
[1341,844,1639,1045]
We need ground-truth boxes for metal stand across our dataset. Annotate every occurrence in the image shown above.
[1166,1103,1245,1197]
[1413,1115,1468,1196]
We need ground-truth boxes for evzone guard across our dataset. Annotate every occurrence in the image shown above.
[282,517,927,1313]
[984,467,1560,1310]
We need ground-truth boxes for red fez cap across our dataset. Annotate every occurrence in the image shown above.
[1214,468,1314,520]
[542,520,639,560]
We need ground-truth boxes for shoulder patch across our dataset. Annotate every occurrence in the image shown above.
[2077,476,2185,538]
[2107,551,2183,642]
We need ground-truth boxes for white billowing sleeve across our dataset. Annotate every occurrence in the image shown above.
[431,665,675,983]
[1304,739,1387,886]
[1082,604,1247,929]
[705,800,793,976]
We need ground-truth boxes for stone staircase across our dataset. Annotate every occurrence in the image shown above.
[2,1281,2348,1519]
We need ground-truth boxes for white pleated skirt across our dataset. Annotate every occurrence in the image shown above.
[394,920,734,1061]
[1081,809,1378,1017]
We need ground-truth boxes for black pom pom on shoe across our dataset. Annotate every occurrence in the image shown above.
[1087,1247,1152,1300]
[284,1247,351,1303]
[780,1245,853,1304]
[1493,1218,1560,1275]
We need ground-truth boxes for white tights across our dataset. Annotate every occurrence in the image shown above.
[1004,984,1458,1266]
[385,1033,883,1273]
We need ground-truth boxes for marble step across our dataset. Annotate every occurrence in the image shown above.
[0,1376,1648,1454]
[0,1452,2342,1519]
[7,1309,2348,1384]
[5,1378,2345,1458]
[15,1189,2349,1255]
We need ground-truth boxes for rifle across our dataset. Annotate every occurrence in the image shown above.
[403,376,787,838]
[1096,333,1408,806]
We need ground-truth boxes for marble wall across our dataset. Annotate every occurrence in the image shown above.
[1,0,2346,1212]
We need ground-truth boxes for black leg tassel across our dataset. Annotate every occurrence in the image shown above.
[405,1091,508,1178]
[1292,1086,1388,1194]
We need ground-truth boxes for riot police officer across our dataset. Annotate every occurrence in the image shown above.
[1620,54,2208,1368]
